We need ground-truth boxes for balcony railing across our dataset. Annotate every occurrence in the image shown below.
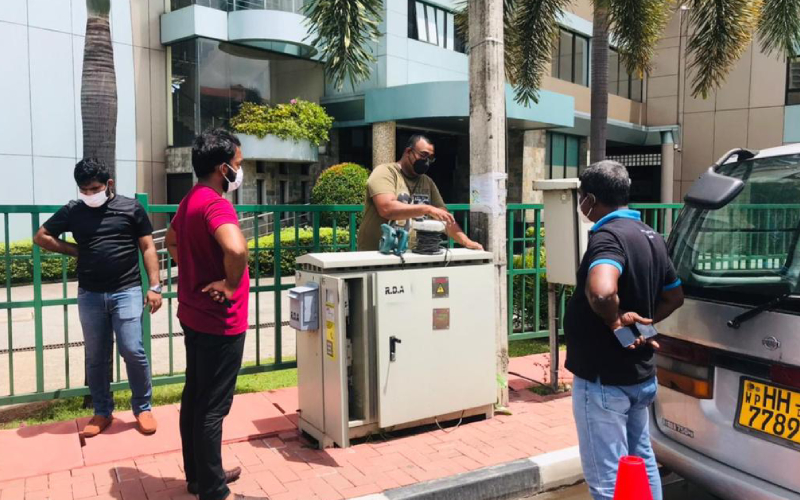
[171,0,306,14]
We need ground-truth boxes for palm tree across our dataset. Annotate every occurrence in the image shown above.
[304,0,800,162]
[80,0,118,408]
[81,0,117,179]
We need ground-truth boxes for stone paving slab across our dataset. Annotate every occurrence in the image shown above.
[0,354,579,500]
[0,421,84,482]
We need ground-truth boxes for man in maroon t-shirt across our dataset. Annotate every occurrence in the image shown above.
[166,129,264,500]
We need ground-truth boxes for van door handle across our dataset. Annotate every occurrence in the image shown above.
[390,336,402,362]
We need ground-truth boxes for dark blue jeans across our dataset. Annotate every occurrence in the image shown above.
[78,286,152,417]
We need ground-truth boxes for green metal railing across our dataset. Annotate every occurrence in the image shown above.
[0,199,680,406]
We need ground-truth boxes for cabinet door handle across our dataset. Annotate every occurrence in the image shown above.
[389,336,402,362]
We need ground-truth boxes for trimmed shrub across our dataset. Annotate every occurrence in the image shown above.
[248,227,351,277]
[0,240,77,285]
[230,99,334,146]
[310,163,369,227]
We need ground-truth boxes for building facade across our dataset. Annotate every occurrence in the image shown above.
[1,0,798,240]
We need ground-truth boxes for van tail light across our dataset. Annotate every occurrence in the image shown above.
[655,336,714,399]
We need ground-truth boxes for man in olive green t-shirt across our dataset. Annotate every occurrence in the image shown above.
[356,135,484,251]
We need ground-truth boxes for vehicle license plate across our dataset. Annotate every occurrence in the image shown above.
[736,378,800,448]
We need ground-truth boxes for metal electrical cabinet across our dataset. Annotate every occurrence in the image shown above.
[532,179,592,286]
[292,249,496,448]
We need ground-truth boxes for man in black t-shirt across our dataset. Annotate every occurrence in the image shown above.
[34,159,163,438]
[565,161,684,500]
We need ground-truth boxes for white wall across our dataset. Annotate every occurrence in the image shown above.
[0,0,137,242]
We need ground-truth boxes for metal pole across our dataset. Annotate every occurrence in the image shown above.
[548,283,558,391]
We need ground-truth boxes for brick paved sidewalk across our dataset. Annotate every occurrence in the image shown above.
[0,354,577,500]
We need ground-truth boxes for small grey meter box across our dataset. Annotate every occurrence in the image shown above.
[532,179,591,286]
[289,283,319,331]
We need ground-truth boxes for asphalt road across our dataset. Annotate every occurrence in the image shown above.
[525,472,721,499]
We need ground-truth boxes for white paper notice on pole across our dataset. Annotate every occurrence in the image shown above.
[470,173,507,214]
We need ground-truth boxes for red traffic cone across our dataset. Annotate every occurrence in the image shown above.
[613,455,653,500]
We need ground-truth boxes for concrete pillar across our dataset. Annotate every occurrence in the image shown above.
[372,121,396,167]
[468,0,508,407]
[523,130,546,222]
[660,131,675,203]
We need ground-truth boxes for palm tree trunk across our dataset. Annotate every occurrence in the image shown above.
[81,0,117,179]
[589,2,610,164]
[81,0,116,410]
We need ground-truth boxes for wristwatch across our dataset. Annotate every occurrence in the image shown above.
[149,284,163,294]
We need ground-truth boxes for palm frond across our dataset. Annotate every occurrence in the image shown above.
[685,0,761,99]
[511,0,570,105]
[757,0,800,55]
[302,0,383,91]
[608,0,674,77]
[86,0,110,16]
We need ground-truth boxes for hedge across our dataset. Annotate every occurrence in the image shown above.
[310,163,369,227]
[248,227,351,277]
[0,240,77,285]
[510,227,573,333]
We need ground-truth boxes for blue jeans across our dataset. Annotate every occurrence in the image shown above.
[78,286,152,417]
[572,375,662,500]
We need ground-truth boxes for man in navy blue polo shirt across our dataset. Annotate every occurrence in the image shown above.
[565,161,684,500]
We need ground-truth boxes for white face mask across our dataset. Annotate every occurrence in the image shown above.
[79,189,109,208]
[579,194,594,224]
[223,163,244,193]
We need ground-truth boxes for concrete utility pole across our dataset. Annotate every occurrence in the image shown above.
[468,0,509,407]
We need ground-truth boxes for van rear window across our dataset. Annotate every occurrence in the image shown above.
[669,154,800,304]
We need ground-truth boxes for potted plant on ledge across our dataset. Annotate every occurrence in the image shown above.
[230,99,334,163]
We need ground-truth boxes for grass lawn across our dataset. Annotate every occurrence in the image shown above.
[509,338,565,357]
[0,363,297,430]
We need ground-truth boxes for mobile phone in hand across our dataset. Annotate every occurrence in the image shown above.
[614,322,658,348]
[614,326,638,348]
[634,322,658,339]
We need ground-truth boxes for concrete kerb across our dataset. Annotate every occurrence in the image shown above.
[353,446,583,500]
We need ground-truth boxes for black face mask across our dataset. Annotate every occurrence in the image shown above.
[413,158,431,176]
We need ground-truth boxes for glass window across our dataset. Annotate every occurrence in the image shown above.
[558,30,573,83]
[670,153,800,303]
[574,35,588,86]
[425,5,438,46]
[608,48,620,96]
[409,1,465,53]
[608,47,643,102]
[788,56,800,105]
[446,13,455,53]
[414,1,428,43]
[547,132,582,180]
[171,40,199,148]
[170,37,307,147]
[167,173,194,204]
[550,29,589,87]
[631,74,643,102]
[550,133,566,179]
[436,7,445,48]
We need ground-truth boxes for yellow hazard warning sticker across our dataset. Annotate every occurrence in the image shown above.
[432,277,449,298]
[326,320,335,359]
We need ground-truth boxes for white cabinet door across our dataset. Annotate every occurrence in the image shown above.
[320,276,349,447]
[374,265,496,428]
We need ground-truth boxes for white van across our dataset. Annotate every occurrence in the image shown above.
[651,144,800,500]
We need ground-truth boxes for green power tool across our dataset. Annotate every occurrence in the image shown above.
[378,223,409,256]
